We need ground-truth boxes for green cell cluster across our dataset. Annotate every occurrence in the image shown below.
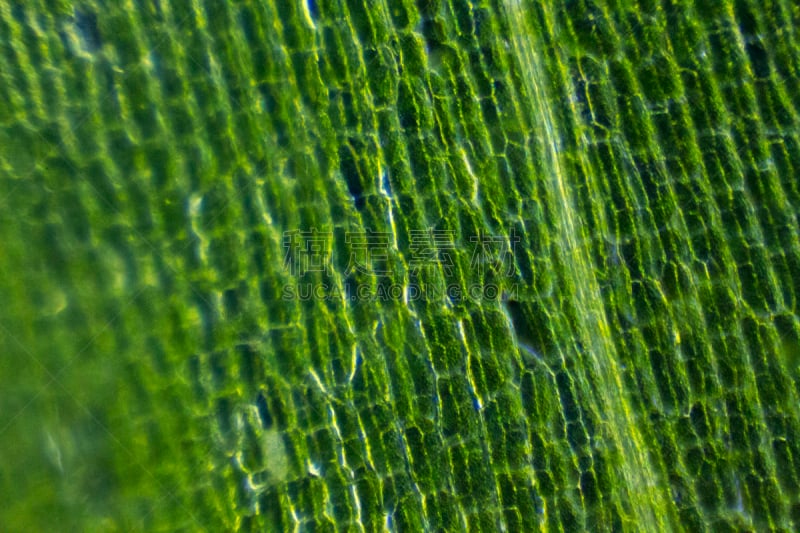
[1,0,799,531]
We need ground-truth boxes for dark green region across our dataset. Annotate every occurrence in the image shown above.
[1,0,799,531]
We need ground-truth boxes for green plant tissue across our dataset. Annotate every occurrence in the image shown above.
[1,1,799,531]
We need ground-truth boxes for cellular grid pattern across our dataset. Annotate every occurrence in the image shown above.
[1,0,800,531]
